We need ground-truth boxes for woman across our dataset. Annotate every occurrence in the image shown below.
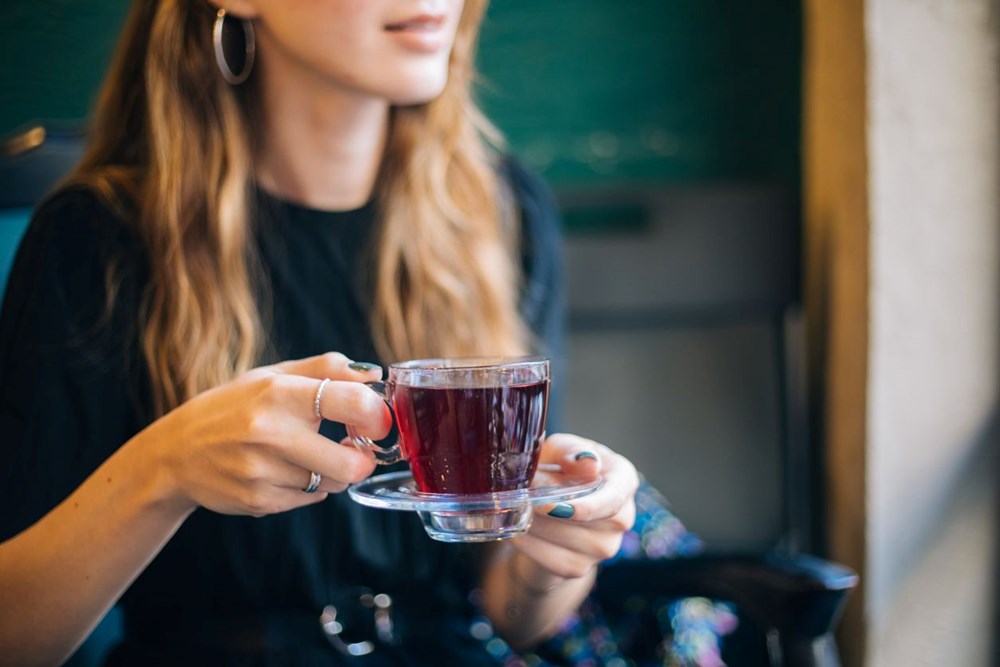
[0,0,638,664]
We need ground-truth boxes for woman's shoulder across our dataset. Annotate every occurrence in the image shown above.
[3,185,144,331]
[497,155,565,336]
[497,155,562,259]
[498,155,559,228]
[12,185,143,296]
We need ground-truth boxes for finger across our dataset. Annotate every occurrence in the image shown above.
[257,374,391,437]
[536,449,638,523]
[244,486,330,518]
[530,503,635,554]
[525,513,628,561]
[275,430,378,488]
[535,485,635,529]
[268,352,383,382]
[259,455,352,495]
[299,471,351,495]
[234,442,356,495]
[540,486,635,525]
[317,381,392,439]
[538,433,602,478]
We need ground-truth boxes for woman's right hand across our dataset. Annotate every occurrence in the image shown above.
[0,352,387,664]
[138,352,389,517]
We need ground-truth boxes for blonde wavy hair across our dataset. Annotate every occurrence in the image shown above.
[70,0,529,416]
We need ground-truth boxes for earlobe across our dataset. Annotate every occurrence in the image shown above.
[206,0,260,20]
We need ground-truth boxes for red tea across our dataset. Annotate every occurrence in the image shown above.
[392,380,549,494]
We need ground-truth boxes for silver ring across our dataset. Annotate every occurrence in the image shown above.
[304,471,322,494]
[314,378,331,420]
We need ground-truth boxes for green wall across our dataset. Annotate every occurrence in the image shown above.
[0,1,130,136]
[478,0,801,188]
[0,1,801,189]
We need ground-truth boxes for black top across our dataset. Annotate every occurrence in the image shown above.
[0,160,566,665]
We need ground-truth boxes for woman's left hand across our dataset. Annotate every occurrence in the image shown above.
[511,433,640,584]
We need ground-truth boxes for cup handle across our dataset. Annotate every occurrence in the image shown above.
[345,381,403,465]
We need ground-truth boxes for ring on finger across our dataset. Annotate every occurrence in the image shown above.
[304,471,322,494]
[314,378,331,420]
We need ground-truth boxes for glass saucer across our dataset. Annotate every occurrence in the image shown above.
[348,464,604,543]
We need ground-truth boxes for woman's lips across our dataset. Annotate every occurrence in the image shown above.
[384,14,448,53]
[384,13,445,31]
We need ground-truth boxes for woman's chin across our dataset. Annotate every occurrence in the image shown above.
[385,74,451,107]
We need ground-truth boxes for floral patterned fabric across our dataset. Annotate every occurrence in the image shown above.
[468,480,739,667]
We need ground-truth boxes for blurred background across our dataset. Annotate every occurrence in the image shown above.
[478,0,805,554]
[1,1,997,665]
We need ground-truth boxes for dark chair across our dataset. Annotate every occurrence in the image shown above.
[594,551,856,666]
[0,125,857,667]
[0,125,88,298]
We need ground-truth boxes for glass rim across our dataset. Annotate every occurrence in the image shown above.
[388,356,549,372]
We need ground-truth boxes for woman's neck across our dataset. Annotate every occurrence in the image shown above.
[253,48,389,211]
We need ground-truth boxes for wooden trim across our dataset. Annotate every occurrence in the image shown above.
[803,0,870,663]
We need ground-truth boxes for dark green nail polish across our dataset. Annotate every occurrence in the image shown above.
[548,503,575,519]
[349,361,380,372]
[575,452,597,462]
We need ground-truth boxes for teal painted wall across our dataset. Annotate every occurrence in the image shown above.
[0,1,801,189]
[0,1,130,135]
[477,0,802,188]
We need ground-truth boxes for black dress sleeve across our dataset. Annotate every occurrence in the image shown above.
[504,157,568,433]
[0,188,149,542]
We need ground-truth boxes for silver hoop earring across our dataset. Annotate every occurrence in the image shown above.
[213,8,255,85]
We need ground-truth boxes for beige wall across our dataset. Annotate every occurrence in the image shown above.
[866,0,999,664]
[806,0,999,664]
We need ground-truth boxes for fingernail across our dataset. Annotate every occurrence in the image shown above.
[547,503,575,519]
[574,451,598,462]
[349,361,380,372]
